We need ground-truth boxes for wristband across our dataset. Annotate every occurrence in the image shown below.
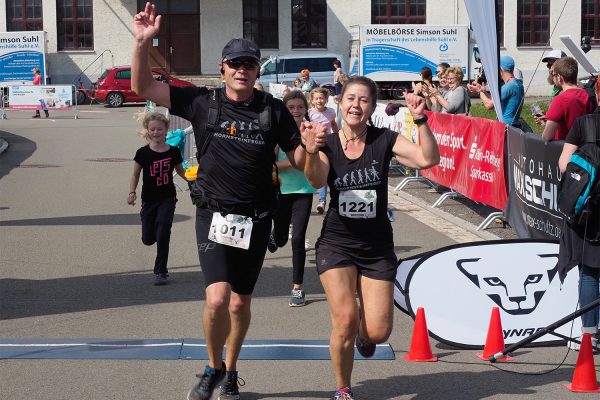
[413,115,428,125]
[129,192,136,196]
[305,148,319,155]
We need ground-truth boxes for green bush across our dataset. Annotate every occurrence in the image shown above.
[470,101,550,135]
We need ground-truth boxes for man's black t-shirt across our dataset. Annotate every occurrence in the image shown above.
[169,86,300,209]
[319,126,398,247]
[134,145,183,202]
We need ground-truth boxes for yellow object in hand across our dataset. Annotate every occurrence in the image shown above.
[185,166,199,180]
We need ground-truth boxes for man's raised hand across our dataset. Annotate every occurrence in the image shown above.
[133,2,162,41]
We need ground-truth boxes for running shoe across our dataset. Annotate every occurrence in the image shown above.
[187,362,226,400]
[567,335,599,351]
[289,288,306,307]
[316,202,325,214]
[355,333,376,358]
[386,208,395,222]
[154,273,168,286]
[267,234,278,253]
[219,370,245,400]
[332,387,354,400]
[304,239,311,250]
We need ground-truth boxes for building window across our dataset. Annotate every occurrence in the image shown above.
[6,0,43,31]
[291,0,327,49]
[371,0,426,24]
[497,0,504,47]
[517,0,549,46]
[243,0,278,48]
[57,0,93,50]
[582,0,600,45]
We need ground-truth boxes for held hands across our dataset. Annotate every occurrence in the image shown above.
[404,93,427,119]
[133,2,162,41]
[300,122,328,154]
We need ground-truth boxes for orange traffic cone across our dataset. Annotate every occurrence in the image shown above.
[563,333,600,393]
[477,307,512,361]
[404,307,438,362]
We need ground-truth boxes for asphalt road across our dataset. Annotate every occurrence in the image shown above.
[0,104,597,400]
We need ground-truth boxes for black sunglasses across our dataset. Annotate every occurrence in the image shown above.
[225,59,258,70]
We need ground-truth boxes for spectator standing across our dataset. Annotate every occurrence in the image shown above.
[303,76,439,400]
[267,90,317,307]
[468,55,524,127]
[128,112,186,286]
[427,66,470,115]
[333,59,344,96]
[557,76,600,350]
[423,67,449,112]
[301,69,318,95]
[308,87,338,214]
[540,57,595,141]
[542,49,567,98]
[32,67,49,118]
[412,66,434,96]
[131,4,320,399]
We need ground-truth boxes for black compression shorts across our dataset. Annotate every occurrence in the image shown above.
[195,207,270,295]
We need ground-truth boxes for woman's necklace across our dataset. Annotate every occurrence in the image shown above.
[341,127,368,151]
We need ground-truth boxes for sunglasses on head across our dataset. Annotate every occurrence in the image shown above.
[225,59,258,70]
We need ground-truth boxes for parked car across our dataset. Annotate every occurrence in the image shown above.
[91,66,194,107]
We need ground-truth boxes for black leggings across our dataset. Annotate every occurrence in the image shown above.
[272,193,313,285]
[140,197,176,275]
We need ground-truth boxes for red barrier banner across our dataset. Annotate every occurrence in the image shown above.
[420,112,507,211]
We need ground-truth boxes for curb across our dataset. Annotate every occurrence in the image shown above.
[0,137,8,155]
[388,185,501,242]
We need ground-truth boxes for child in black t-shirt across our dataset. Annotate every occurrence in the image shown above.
[128,112,186,285]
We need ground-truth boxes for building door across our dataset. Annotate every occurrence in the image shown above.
[138,1,200,74]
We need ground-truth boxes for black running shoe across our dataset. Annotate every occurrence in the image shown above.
[219,370,245,400]
[187,362,226,400]
[355,333,376,358]
[267,234,278,253]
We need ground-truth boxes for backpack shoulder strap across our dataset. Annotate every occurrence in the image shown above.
[197,88,221,158]
[582,115,598,144]
[258,90,273,131]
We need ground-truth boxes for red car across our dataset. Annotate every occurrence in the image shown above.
[92,66,194,107]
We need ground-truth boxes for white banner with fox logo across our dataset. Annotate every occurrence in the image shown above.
[394,240,582,348]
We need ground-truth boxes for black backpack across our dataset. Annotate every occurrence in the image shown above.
[557,115,600,241]
[188,88,280,213]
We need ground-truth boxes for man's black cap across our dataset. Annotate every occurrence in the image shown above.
[222,38,261,62]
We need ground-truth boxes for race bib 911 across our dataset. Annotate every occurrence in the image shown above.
[339,189,377,219]
[208,212,253,249]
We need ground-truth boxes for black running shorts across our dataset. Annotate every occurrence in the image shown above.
[195,207,270,295]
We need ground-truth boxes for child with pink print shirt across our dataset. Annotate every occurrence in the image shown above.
[128,112,187,285]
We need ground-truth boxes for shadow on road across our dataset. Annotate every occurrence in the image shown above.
[0,262,326,321]
[0,130,37,181]
[0,213,191,226]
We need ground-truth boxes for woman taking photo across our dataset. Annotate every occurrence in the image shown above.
[302,76,439,399]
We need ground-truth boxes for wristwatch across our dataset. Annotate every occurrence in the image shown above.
[413,115,428,125]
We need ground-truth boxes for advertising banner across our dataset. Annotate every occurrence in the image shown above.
[503,127,565,240]
[394,240,581,348]
[419,112,507,211]
[359,25,469,82]
[0,31,46,83]
[8,85,74,110]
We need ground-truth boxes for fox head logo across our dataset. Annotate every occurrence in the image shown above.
[457,254,558,315]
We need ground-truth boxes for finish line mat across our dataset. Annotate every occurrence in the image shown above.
[0,339,395,360]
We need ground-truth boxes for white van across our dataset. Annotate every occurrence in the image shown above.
[258,53,346,93]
